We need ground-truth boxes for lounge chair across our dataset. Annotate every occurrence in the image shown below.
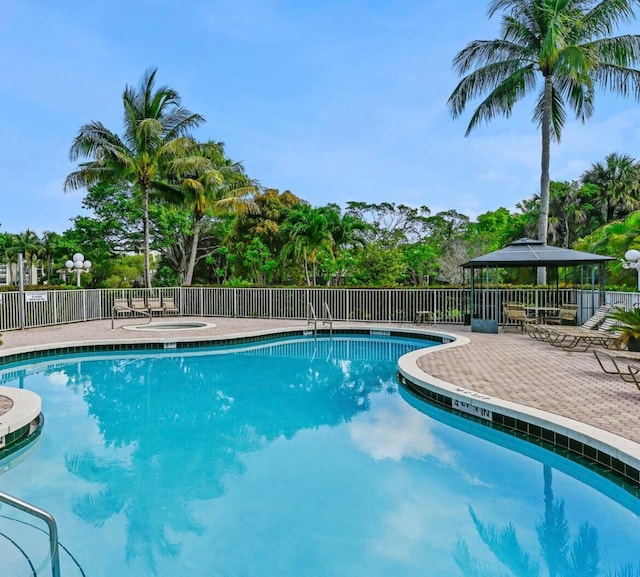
[526,303,612,342]
[543,318,620,352]
[162,297,179,315]
[593,349,640,391]
[113,298,130,317]
[502,302,538,332]
[148,297,164,316]
[131,297,149,315]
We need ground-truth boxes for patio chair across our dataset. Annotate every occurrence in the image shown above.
[131,297,149,315]
[593,349,640,391]
[502,302,538,332]
[545,303,578,325]
[162,297,179,315]
[148,297,164,316]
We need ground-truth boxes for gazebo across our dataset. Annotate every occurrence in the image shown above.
[461,238,615,333]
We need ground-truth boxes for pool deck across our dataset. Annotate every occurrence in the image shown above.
[1,317,639,458]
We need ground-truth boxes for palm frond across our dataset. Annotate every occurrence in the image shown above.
[587,34,640,66]
[583,0,639,38]
[592,62,640,98]
[488,0,531,20]
[163,109,206,140]
[463,65,537,133]
[452,39,534,75]
[533,83,567,140]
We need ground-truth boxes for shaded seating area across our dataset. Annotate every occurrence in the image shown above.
[462,238,614,333]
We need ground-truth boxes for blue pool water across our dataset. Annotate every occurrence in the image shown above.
[1,334,640,576]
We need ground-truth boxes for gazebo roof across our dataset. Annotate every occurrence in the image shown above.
[461,238,615,268]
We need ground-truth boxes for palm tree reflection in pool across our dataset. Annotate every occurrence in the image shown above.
[60,345,383,573]
[453,465,638,576]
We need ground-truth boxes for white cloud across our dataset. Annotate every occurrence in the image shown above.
[349,400,454,462]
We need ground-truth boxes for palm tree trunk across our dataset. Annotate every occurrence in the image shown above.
[537,75,553,285]
[184,219,201,286]
[142,187,152,289]
[304,257,311,286]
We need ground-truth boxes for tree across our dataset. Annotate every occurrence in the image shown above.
[64,68,205,288]
[448,0,640,283]
[317,204,369,285]
[165,140,258,285]
[227,189,304,283]
[581,152,640,223]
[575,210,640,288]
[344,201,432,246]
[548,181,592,247]
[12,229,43,285]
[281,204,333,286]
[347,243,406,286]
[40,231,62,281]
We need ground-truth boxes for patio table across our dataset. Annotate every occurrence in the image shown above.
[525,306,559,323]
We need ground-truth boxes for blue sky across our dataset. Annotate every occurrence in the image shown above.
[2,0,640,235]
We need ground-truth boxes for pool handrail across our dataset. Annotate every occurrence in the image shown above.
[0,490,60,577]
[111,304,152,330]
[323,302,333,336]
[307,303,318,334]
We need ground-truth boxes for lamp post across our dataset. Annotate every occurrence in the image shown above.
[65,253,92,287]
[622,249,640,291]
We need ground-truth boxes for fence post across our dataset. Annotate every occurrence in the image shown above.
[233,288,237,317]
[18,254,25,330]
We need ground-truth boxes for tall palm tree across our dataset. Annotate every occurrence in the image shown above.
[581,152,640,223]
[40,230,61,281]
[165,140,258,285]
[64,68,204,288]
[14,229,43,285]
[282,204,333,286]
[448,0,640,283]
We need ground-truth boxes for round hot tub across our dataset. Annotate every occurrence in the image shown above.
[122,321,216,331]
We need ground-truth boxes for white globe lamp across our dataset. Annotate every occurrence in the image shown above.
[66,253,92,287]
[622,249,640,291]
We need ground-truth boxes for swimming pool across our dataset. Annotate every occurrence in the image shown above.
[1,333,639,576]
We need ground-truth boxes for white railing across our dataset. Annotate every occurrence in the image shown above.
[0,286,630,332]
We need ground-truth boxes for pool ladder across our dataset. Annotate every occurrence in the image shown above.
[307,302,333,336]
[0,490,60,577]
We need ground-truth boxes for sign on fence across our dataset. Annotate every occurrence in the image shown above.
[25,292,48,303]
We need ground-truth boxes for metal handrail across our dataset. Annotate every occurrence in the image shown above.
[307,303,318,334]
[111,304,152,330]
[0,490,60,577]
[323,302,333,336]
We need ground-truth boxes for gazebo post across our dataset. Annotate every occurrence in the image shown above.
[470,266,475,322]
